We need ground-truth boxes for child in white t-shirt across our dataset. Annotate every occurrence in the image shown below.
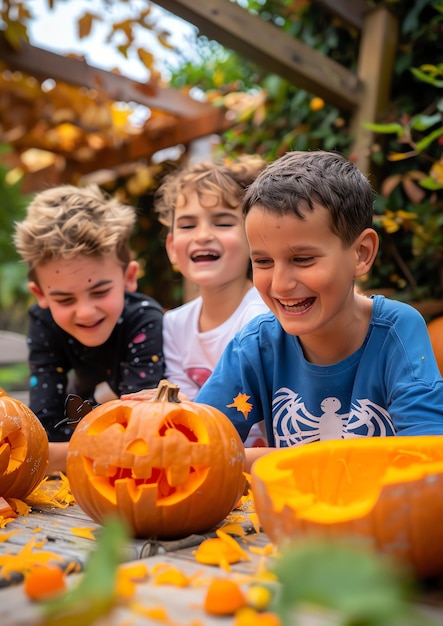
[135,156,269,446]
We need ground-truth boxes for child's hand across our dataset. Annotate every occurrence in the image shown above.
[47,442,69,475]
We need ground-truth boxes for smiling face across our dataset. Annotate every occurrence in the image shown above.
[246,203,377,343]
[29,254,139,347]
[165,188,251,291]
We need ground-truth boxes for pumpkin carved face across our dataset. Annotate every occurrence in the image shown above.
[251,436,443,578]
[66,381,246,539]
[0,388,49,499]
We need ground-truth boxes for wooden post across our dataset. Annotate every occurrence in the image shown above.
[350,6,399,178]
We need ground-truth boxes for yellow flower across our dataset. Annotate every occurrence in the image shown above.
[310,97,325,111]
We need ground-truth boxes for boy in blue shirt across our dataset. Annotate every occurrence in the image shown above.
[195,151,443,469]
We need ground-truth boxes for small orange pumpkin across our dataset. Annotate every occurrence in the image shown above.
[251,436,443,578]
[427,315,443,375]
[0,388,49,499]
[66,380,246,539]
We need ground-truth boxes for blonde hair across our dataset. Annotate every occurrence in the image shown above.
[155,155,267,228]
[14,184,136,281]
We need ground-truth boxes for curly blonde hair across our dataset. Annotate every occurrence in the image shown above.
[14,184,136,281]
[155,155,267,228]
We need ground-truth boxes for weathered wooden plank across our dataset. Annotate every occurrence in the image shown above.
[0,500,271,626]
[154,0,361,110]
[349,6,399,176]
[0,500,259,583]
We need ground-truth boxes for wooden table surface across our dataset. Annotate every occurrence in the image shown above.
[2,481,443,626]
[0,483,273,626]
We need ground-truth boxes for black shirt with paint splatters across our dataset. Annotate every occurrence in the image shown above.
[26,292,164,441]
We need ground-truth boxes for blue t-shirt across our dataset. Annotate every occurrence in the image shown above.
[196,296,443,446]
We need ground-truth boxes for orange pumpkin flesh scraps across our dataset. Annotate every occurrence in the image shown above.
[24,564,66,601]
[0,388,49,499]
[66,380,246,539]
[204,578,247,615]
[251,436,443,578]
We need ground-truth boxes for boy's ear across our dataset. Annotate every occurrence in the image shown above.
[165,232,177,265]
[354,228,379,278]
[28,281,50,308]
[124,260,139,292]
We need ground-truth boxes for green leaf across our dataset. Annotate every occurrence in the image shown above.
[419,177,443,190]
[410,113,442,131]
[271,540,438,626]
[415,125,443,151]
[363,122,405,136]
[411,67,443,88]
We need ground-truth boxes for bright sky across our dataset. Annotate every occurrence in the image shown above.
[27,0,197,82]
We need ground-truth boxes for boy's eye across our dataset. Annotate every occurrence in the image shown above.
[91,289,112,298]
[252,258,272,266]
[214,220,235,227]
[294,256,315,264]
[54,297,75,305]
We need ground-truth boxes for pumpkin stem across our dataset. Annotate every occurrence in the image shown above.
[155,380,181,403]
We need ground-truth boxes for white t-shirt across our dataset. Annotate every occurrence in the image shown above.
[163,286,268,398]
[163,287,269,447]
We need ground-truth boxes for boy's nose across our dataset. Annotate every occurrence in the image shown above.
[194,223,214,241]
[271,264,297,294]
[75,299,97,320]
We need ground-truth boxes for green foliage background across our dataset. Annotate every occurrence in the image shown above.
[1,0,443,330]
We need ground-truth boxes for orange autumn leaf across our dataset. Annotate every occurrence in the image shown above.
[249,543,275,556]
[152,562,200,587]
[0,537,64,580]
[115,562,149,599]
[215,530,250,562]
[226,393,253,419]
[130,602,173,622]
[248,512,261,534]
[195,531,250,571]
[204,578,246,615]
[219,522,247,537]
[194,538,243,571]
[0,528,22,542]
[70,526,96,540]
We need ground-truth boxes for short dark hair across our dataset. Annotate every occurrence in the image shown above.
[243,151,374,246]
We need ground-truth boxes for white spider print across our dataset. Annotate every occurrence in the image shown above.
[344,399,395,437]
[272,387,395,447]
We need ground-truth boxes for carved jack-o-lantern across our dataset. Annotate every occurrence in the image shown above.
[0,388,49,499]
[66,381,247,539]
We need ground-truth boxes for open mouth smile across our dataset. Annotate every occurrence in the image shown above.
[278,297,316,312]
[190,250,221,263]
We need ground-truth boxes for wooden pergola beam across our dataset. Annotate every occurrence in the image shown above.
[350,6,399,176]
[153,0,362,110]
[0,33,217,118]
[311,0,369,30]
